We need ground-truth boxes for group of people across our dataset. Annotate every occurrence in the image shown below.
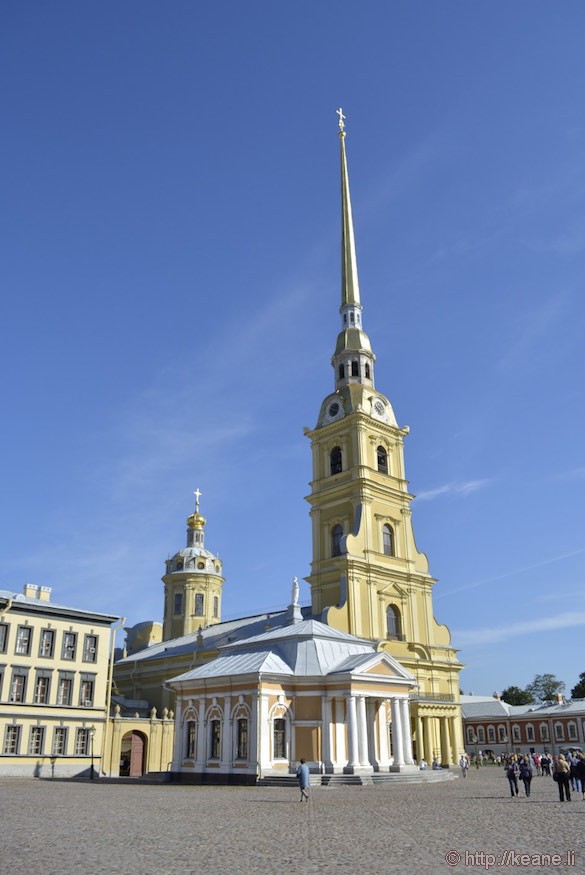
[504,751,585,802]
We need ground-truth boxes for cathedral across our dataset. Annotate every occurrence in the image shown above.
[112,113,464,781]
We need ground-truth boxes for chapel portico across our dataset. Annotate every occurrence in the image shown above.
[168,604,419,782]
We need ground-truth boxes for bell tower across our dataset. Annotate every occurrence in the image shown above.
[162,491,224,640]
[305,111,463,707]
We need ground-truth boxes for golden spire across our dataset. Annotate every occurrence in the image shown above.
[337,107,361,309]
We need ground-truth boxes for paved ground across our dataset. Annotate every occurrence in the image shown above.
[0,767,583,875]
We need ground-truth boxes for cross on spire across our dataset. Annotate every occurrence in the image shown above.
[336,107,346,132]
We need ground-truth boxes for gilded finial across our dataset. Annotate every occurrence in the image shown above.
[336,107,346,135]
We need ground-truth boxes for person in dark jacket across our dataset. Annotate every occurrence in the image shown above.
[519,756,533,797]
[505,757,520,798]
[574,753,585,800]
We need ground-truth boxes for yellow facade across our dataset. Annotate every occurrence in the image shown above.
[0,586,119,777]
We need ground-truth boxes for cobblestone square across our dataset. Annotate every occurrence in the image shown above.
[1,767,583,875]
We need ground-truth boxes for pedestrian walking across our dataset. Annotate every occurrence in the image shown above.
[296,758,310,802]
[459,754,469,778]
[552,754,571,802]
[519,756,533,797]
[505,756,520,798]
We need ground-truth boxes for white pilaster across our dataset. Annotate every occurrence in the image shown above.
[259,693,271,771]
[221,695,232,769]
[195,696,206,768]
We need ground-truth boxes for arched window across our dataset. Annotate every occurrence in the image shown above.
[236,718,248,759]
[540,723,549,742]
[554,722,564,740]
[210,719,221,759]
[330,446,342,475]
[185,721,196,758]
[526,724,535,741]
[213,596,219,618]
[365,363,370,379]
[386,605,401,639]
[377,446,388,474]
[466,727,474,744]
[487,725,495,743]
[512,724,521,742]
[351,360,359,377]
[568,721,578,740]
[497,725,506,742]
[331,525,343,557]
[194,593,204,615]
[174,593,183,615]
[476,727,485,744]
[273,718,286,759]
[382,524,394,556]
[339,364,345,380]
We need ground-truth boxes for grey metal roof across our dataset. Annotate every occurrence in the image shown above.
[168,617,415,686]
[0,589,119,623]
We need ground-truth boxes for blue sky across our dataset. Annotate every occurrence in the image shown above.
[2,2,584,697]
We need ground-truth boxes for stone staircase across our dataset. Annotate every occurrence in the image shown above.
[258,770,457,787]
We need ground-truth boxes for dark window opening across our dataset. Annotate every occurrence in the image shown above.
[330,446,342,475]
[331,525,343,557]
[273,718,286,759]
[387,605,401,638]
[377,446,388,474]
[351,360,359,377]
[339,364,345,379]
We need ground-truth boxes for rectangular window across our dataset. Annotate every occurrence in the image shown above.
[15,626,32,656]
[540,724,549,741]
[568,723,578,740]
[57,676,73,706]
[487,727,495,743]
[0,623,8,653]
[62,632,77,661]
[52,727,68,755]
[34,674,51,704]
[75,728,90,755]
[173,593,183,615]
[83,634,98,663]
[10,672,27,703]
[194,593,204,615]
[29,726,45,755]
[526,725,535,741]
[555,724,564,740]
[273,718,286,759]
[79,679,94,707]
[213,596,219,619]
[3,725,21,755]
[210,719,221,759]
[39,629,55,658]
[237,719,248,760]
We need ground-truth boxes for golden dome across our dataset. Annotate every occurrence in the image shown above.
[187,512,206,530]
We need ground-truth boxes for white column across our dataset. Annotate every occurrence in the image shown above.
[321,695,332,771]
[440,717,450,766]
[357,696,369,767]
[377,700,390,769]
[391,697,405,766]
[400,697,414,764]
[195,697,206,768]
[423,716,433,764]
[346,695,360,768]
[450,716,459,763]
[221,695,232,769]
[249,693,259,776]
[333,697,346,767]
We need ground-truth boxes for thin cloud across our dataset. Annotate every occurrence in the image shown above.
[415,479,491,502]
[437,547,585,600]
[455,610,585,647]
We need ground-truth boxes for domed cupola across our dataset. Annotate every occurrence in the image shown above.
[162,491,225,640]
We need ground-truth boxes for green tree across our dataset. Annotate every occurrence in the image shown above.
[501,685,534,706]
[525,673,565,702]
[570,672,585,699]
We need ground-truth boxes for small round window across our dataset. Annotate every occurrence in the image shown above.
[197,561,205,570]
[329,402,339,417]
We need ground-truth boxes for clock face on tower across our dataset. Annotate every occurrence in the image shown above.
[374,400,385,416]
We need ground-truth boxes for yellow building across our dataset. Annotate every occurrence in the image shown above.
[0,585,120,777]
[114,113,464,779]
